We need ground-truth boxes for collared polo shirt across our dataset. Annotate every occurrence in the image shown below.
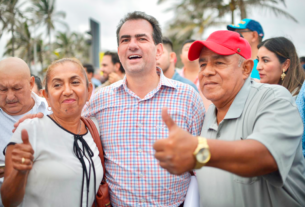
[83,68,205,207]
[197,77,305,207]
[0,92,49,182]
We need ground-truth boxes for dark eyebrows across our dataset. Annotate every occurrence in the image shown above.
[119,34,148,40]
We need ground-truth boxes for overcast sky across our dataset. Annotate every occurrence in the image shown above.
[0,0,305,58]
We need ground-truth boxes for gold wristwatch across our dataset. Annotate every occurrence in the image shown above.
[193,137,211,169]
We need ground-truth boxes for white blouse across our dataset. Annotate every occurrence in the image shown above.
[9,115,103,207]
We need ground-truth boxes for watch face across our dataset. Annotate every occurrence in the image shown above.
[196,148,210,163]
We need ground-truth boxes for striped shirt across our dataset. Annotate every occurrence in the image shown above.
[83,68,205,206]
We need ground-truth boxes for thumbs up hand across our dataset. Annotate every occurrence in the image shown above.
[153,108,198,175]
[11,129,34,174]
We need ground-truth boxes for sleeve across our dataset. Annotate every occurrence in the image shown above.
[188,90,205,136]
[9,119,37,160]
[82,91,101,118]
[247,88,303,187]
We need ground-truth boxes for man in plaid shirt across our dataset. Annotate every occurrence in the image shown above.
[84,11,205,206]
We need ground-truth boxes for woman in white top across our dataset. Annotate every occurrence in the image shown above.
[1,58,103,207]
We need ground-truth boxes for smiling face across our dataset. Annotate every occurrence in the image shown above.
[0,58,35,115]
[100,55,116,80]
[118,19,162,75]
[198,47,251,107]
[43,62,92,118]
[257,46,288,84]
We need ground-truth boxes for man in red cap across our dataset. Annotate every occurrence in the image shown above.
[154,30,305,206]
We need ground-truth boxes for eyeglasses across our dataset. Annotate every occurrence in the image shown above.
[235,30,253,35]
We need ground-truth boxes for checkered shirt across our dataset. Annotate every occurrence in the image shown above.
[83,68,205,207]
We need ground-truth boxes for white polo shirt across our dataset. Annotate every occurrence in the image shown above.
[0,92,49,182]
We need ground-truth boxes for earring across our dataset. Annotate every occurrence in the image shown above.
[47,107,52,111]
[281,70,286,81]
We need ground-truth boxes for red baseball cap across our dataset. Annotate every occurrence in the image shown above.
[188,30,251,61]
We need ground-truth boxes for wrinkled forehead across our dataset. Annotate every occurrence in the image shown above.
[199,47,237,62]
[49,62,86,80]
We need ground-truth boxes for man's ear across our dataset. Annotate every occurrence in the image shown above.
[87,82,93,102]
[156,43,164,60]
[114,63,120,73]
[170,52,177,64]
[252,31,259,43]
[29,76,35,90]
[242,59,254,80]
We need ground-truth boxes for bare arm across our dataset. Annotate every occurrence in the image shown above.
[1,130,34,207]
[206,139,277,177]
[153,108,278,176]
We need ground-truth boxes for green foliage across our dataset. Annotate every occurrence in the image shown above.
[1,0,90,75]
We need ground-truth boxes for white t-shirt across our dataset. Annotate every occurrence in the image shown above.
[9,115,103,207]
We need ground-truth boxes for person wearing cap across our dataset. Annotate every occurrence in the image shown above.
[153,30,305,207]
[227,18,264,81]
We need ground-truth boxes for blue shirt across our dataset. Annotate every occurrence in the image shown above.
[251,59,260,80]
[296,81,305,157]
[172,70,199,92]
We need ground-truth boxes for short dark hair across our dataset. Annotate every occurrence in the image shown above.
[104,51,125,73]
[162,37,173,52]
[32,75,42,90]
[82,63,95,74]
[300,56,305,63]
[116,11,162,46]
[181,39,196,52]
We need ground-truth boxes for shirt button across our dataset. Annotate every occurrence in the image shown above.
[137,122,143,127]
[138,148,142,153]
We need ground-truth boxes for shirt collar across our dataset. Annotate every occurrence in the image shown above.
[112,67,177,99]
[224,77,252,120]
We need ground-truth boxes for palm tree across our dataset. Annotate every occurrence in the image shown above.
[158,0,297,37]
[1,0,24,56]
[54,31,75,58]
[28,0,68,59]
[4,20,34,70]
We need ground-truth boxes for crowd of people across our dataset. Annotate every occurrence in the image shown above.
[0,10,305,207]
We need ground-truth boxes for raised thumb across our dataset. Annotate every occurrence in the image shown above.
[162,107,177,131]
[21,129,30,145]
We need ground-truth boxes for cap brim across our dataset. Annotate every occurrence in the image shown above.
[188,40,236,61]
[227,24,246,30]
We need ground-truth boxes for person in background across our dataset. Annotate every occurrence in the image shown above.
[96,51,125,91]
[157,36,198,92]
[178,39,212,110]
[227,18,264,81]
[300,56,305,70]
[32,75,43,97]
[257,37,305,98]
[83,63,101,90]
[1,58,103,207]
[154,30,305,207]
[0,57,49,207]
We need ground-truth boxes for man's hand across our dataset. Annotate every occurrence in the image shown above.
[108,72,122,84]
[153,108,198,175]
[12,113,44,133]
[11,129,34,174]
